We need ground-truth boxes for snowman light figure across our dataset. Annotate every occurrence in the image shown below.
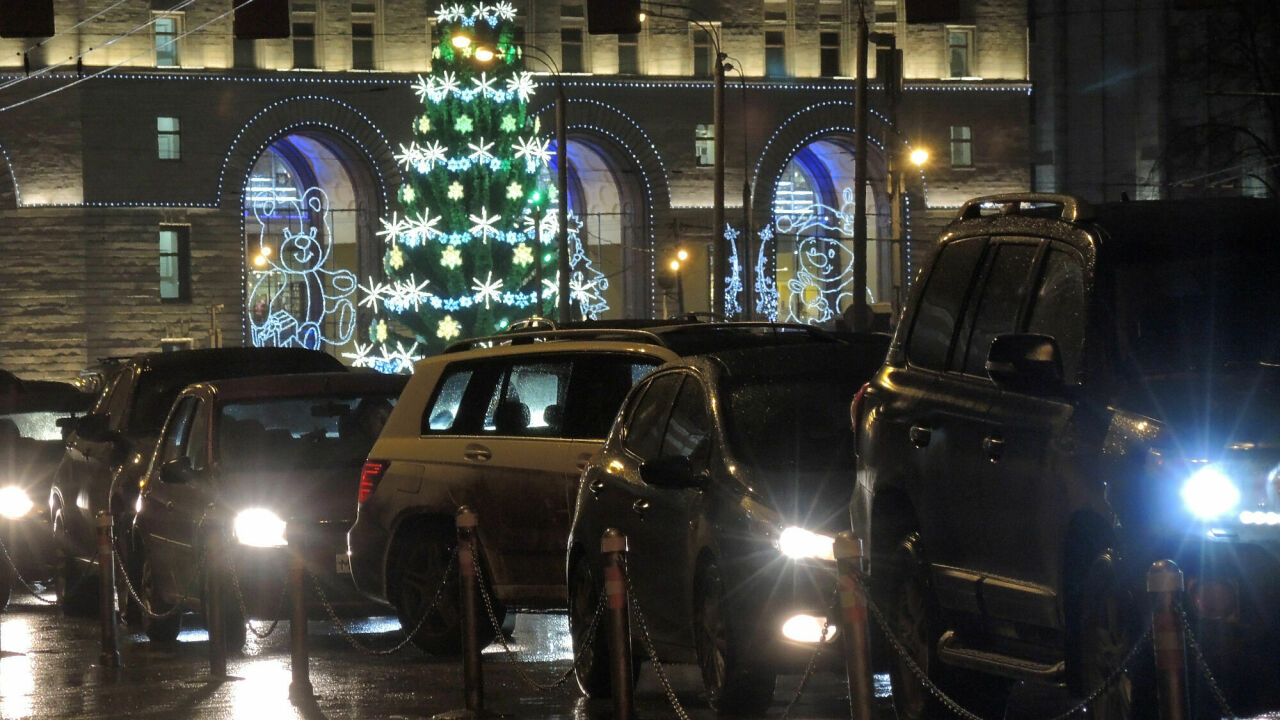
[248,187,357,350]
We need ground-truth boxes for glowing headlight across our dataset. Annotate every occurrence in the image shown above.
[778,526,836,562]
[781,614,839,644]
[0,486,32,519]
[232,508,287,548]
[1181,465,1241,520]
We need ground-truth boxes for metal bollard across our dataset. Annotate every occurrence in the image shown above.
[1148,559,1188,720]
[456,507,484,713]
[835,532,875,720]
[203,519,228,678]
[95,512,121,668]
[288,523,312,702]
[601,528,633,720]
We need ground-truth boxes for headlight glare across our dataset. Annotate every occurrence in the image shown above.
[1181,465,1241,520]
[778,526,836,562]
[0,486,32,519]
[232,508,287,547]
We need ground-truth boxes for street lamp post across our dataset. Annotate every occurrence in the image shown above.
[852,0,870,331]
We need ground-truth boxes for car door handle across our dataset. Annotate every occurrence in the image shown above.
[576,453,593,472]
[463,444,492,463]
[983,435,1005,461]
[909,424,932,448]
[631,499,649,517]
[589,479,606,496]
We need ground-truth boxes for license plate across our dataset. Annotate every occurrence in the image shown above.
[336,553,351,575]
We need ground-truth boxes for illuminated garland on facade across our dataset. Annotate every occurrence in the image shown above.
[723,224,743,318]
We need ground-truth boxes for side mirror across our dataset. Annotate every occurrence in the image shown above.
[640,455,707,489]
[986,333,1065,395]
[159,457,198,485]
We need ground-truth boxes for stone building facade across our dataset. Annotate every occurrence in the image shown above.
[0,0,1029,381]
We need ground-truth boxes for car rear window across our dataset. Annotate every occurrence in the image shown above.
[722,376,859,472]
[219,393,398,470]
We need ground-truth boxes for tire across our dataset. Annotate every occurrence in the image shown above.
[693,560,777,715]
[139,554,182,643]
[1073,550,1155,720]
[568,558,612,697]
[391,527,499,655]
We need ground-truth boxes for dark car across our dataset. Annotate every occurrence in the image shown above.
[132,371,406,648]
[566,335,889,712]
[48,347,346,614]
[0,378,94,607]
[852,194,1280,719]
[348,320,846,654]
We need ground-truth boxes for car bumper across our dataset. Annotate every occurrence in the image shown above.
[727,556,843,672]
[346,514,390,604]
[230,526,384,620]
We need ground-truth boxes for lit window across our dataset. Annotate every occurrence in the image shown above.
[950,125,973,167]
[695,124,714,167]
[618,33,638,74]
[154,14,180,67]
[159,226,191,302]
[948,27,973,77]
[765,30,786,77]
[157,117,181,160]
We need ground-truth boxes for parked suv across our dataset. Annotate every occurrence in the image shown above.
[49,347,345,613]
[852,194,1280,719]
[348,320,837,653]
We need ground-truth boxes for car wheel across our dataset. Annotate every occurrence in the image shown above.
[52,513,96,617]
[391,526,499,655]
[568,557,612,697]
[139,554,182,643]
[693,560,776,714]
[1076,550,1154,720]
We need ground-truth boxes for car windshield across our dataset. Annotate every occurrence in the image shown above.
[218,393,398,471]
[721,375,857,472]
[1,410,71,442]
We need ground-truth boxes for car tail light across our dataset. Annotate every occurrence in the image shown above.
[850,383,871,457]
[358,460,389,505]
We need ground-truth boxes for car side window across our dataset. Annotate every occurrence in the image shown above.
[185,400,210,470]
[423,368,472,432]
[156,397,197,468]
[562,355,662,440]
[906,238,986,371]
[1027,246,1087,383]
[623,373,682,463]
[959,242,1041,376]
[101,369,135,430]
[481,359,572,437]
[661,378,712,471]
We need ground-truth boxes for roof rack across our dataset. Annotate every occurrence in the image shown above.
[956,193,1093,223]
[443,327,673,353]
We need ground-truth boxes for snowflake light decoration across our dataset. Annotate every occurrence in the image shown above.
[471,271,504,309]
[512,243,533,266]
[441,245,463,269]
[454,114,474,133]
[437,316,462,341]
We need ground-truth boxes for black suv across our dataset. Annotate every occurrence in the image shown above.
[853,194,1280,719]
[49,347,345,613]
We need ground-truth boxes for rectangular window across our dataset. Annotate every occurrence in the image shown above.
[154,14,180,67]
[157,116,181,160]
[763,2,788,22]
[561,27,584,72]
[948,27,973,77]
[692,27,712,77]
[819,31,840,76]
[352,21,374,70]
[159,226,191,302]
[560,1,584,18]
[233,38,256,68]
[950,125,973,167]
[765,30,786,77]
[293,13,316,69]
[617,33,638,74]
[695,124,714,166]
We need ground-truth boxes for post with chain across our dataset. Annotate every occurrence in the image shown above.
[457,506,484,713]
[95,511,121,668]
[288,522,313,702]
[835,532,874,720]
[601,528,633,720]
[205,518,228,678]
[1148,559,1188,720]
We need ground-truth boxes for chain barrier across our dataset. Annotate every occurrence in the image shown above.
[860,573,1153,720]
[306,546,459,656]
[469,536,606,693]
[1176,601,1239,719]
[621,556,692,720]
[223,553,286,640]
[779,588,838,720]
[0,533,58,605]
[111,545,190,620]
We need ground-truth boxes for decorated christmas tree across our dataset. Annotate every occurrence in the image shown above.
[349,1,554,372]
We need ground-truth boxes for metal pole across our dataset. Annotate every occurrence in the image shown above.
[288,524,312,701]
[457,507,484,712]
[852,1,870,331]
[205,520,227,678]
[556,82,571,325]
[601,528,633,720]
[676,267,685,316]
[95,512,121,668]
[742,179,752,320]
[713,53,726,317]
[835,532,875,720]
[534,204,545,318]
[1148,560,1188,720]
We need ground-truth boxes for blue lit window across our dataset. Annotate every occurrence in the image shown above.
[157,116,181,160]
[154,14,180,67]
[159,226,191,302]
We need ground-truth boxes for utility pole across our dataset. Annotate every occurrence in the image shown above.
[556,80,570,324]
[852,0,870,331]
[712,52,726,318]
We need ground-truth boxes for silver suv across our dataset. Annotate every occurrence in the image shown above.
[347,321,836,653]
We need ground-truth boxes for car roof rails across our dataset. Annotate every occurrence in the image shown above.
[444,327,673,354]
[506,316,557,332]
[955,193,1094,223]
